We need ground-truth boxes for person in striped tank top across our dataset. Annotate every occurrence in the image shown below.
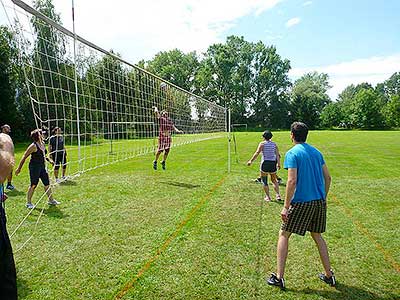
[247,130,282,202]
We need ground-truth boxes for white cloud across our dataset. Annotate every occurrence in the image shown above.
[302,1,312,6]
[285,17,301,28]
[47,0,283,62]
[290,54,400,99]
[1,0,283,62]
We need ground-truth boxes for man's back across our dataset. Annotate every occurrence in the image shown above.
[284,143,325,203]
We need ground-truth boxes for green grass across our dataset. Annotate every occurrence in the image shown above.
[5,131,400,299]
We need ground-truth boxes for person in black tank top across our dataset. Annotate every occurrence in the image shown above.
[49,127,68,182]
[15,129,60,209]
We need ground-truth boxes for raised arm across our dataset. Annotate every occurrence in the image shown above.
[153,106,161,119]
[15,144,36,176]
[247,142,263,166]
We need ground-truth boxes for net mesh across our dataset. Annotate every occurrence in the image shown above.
[2,0,226,178]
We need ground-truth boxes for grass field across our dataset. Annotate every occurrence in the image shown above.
[4,131,400,300]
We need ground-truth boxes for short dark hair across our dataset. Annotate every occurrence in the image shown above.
[291,122,308,142]
[30,129,42,142]
[262,130,273,140]
[52,126,61,134]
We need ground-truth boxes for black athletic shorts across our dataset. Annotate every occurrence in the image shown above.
[29,163,50,186]
[51,151,67,168]
[281,199,326,236]
[260,160,277,173]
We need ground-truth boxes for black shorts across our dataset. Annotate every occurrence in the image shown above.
[29,163,50,186]
[51,151,67,168]
[260,160,277,173]
[281,199,326,236]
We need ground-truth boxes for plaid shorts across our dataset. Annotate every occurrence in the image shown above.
[281,199,326,236]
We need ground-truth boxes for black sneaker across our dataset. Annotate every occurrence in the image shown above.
[6,183,15,190]
[153,161,157,170]
[277,178,283,185]
[319,270,336,287]
[161,161,166,170]
[267,273,285,290]
[254,177,262,184]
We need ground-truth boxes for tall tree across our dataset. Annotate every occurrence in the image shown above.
[145,49,199,91]
[290,72,331,129]
[0,26,19,128]
[30,0,66,128]
[251,43,291,128]
[350,88,386,129]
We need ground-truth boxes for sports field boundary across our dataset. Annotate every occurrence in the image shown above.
[115,175,227,299]
[332,194,400,273]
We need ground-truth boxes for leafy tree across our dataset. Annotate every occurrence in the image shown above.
[383,94,400,127]
[320,102,344,128]
[377,72,400,99]
[350,88,386,129]
[336,82,373,127]
[290,72,331,129]
[145,49,199,91]
[0,26,18,127]
[251,43,291,128]
[30,0,66,129]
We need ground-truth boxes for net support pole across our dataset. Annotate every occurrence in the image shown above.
[72,0,81,172]
[227,108,231,173]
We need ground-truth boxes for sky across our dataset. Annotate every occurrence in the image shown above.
[1,0,400,99]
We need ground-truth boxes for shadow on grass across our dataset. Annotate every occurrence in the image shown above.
[159,181,201,189]
[298,283,398,300]
[17,276,31,299]
[59,180,77,186]
[5,189,26,196]
[38,206,68,219]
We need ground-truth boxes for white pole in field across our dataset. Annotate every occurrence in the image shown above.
[72,0,81,172]
[228,108,231,173]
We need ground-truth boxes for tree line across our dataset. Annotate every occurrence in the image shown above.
[1,0,399,142]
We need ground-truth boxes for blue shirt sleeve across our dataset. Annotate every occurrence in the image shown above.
[284,151,297,169]
[319,152,325,166]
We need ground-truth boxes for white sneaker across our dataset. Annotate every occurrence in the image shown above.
[26,203,35,209]
[61,176,67,181]
[55,178,61,183]
[48,199,60,206]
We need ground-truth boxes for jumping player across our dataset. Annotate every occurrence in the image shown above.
[152,106,183,170]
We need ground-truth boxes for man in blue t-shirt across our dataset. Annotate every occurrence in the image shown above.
[267,122,335,290]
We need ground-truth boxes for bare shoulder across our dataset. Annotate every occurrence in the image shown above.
[0,133,14,153]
